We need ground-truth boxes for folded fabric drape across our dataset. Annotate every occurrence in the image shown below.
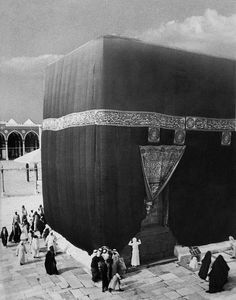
[140,145,186,203]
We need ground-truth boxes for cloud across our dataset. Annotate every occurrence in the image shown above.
[138,9,236,59]
[0,54,64,76]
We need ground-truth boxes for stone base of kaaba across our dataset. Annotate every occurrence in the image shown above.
[121,224,176,265]
[174,240,232,265]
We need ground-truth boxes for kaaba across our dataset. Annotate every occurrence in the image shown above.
[42,36,235,263]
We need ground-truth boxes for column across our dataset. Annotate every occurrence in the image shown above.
[38,125,42,149]
[5,140,8,161]
[22,139,25,155]
[18,140,21,156]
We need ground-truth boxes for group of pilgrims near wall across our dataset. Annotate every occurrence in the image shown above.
[187,235,236,294]
[90,237,141,293]
[0,204,58,275]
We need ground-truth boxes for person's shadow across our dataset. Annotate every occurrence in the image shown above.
[58,267,78,274]
[224,276,236,291]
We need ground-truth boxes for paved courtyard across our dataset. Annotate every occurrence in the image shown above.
[1,161,236,299]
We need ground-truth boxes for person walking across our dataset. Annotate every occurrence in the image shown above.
[91,249,103,282]
[33,212,40,232]
[28,210,34,228]
[13,222,21,243]
[31,234,40,258]
[0,227,8,247]
[45,231,57,254]
[16,241,27,265]
[20,221,29,242]
[98,256,109,292]
[12,212,20,225]
[38,204,44,216]
[42,224,50,241]
[198,251,212,280]
[207,255,230,293]
[21,205,28,223]
[45,246,59,275]
[108,250,124,292]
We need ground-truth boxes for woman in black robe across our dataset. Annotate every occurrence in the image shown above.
[13,222,21,243]
[45,246,59,275]
[106,250,113,283]
[198,251,212,280]
[38,216,45,237]
[91,249,103,282]
[207,255,230,293]
[33,212,40,232]
[0,227,8,247]
[99,258,109,292]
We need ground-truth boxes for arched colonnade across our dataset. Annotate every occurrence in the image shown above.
[0,130,39,160]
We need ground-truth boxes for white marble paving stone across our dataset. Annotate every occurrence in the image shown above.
[176,287,195,296]
[164,290,182,299]
[47,291,64,300]
[70,288,86,298]
[145,276,163,284]
[159,273,179,281]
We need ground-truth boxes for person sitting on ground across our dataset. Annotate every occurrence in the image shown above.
[189,246,201,262]
[229,236,236,258]
[198,251,212,280]
[16,241,27,265]
[45,246,59,275]
[189,256,199,270]
[0,226,8,247]
[207,255,230,293]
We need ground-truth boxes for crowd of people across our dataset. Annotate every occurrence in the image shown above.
[0,204,58,275]
[90,246,127,292]
[2,206,234,295]
[90,237,142,293]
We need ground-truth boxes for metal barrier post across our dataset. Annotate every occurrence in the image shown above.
[26,163,29,182]
[1,166,5,195]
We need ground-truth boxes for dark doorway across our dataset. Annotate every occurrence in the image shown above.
[25,131,39,153]
[0,133,6,160]
[7,131,23,160]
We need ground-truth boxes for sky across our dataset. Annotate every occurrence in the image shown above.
[0,0,236,123]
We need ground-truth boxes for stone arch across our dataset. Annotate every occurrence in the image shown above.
[24,131,39,153]
[7,131,23,160]
[0,133,6,160]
